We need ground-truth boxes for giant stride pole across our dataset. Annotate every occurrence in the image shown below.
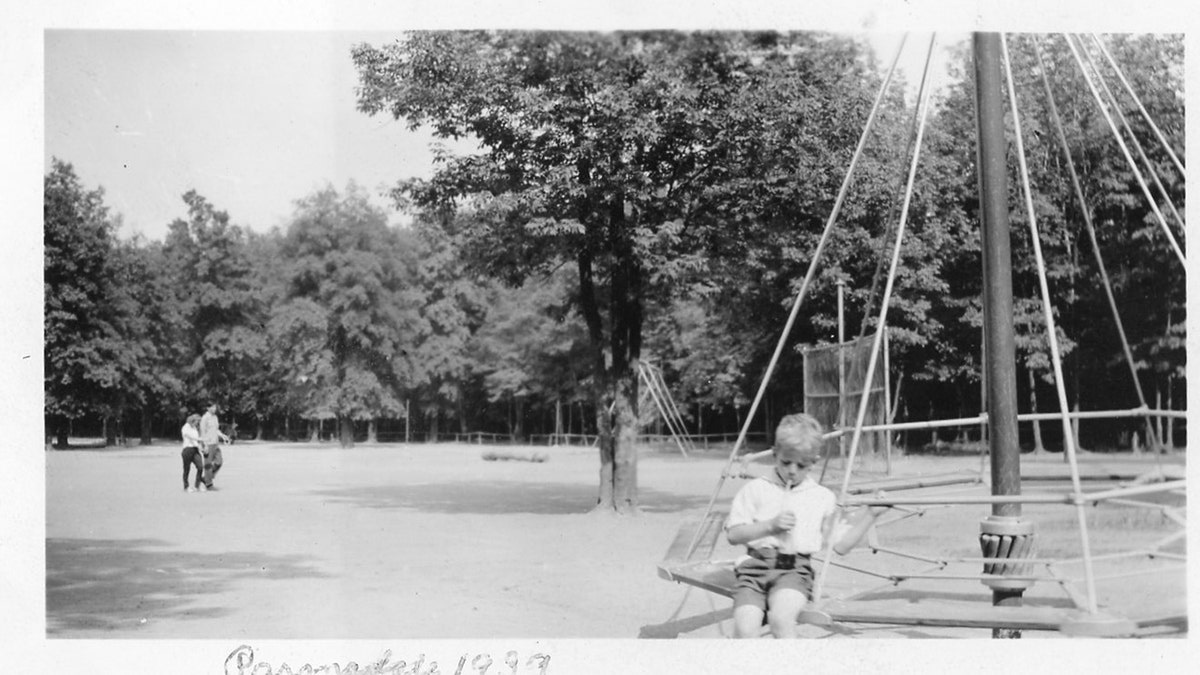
[973,33,1028,639]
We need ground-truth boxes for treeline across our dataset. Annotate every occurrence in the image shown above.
[44,32,1185,451]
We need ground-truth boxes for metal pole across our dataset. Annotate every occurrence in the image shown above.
[837,279,847,463]
[883,328,892,474]
[974,32,1025,638]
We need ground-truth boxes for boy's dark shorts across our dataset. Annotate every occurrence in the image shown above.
[732,550,814,611]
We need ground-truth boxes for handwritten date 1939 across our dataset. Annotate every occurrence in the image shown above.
[225,645,551,675]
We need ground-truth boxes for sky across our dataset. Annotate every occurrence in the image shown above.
[39,8,1183,247]
[43,29,960,243]
[45,30,461,240]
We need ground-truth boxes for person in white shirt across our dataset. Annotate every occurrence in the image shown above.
[725,413,884,638]
[180,414,205,492]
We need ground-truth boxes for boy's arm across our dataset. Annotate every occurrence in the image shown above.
[725,481,795,547]
[727,513,794,547]
[827,502,888,555]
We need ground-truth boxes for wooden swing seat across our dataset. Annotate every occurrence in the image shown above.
[657,511,1186,636]
[659,558,1185,635]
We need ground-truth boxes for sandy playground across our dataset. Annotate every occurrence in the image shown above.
[45,440,1186,640]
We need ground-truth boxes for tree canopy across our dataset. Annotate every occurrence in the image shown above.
[352,30,915,512]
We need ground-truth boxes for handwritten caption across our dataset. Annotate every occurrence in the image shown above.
[225,645,551,675]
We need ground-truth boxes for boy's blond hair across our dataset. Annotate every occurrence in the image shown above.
[773,413,825,461]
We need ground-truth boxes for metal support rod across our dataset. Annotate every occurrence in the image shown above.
[883,329,892,474]
[638,364,689,458]
[1063,33,1186,268]
[813,34,940,608]
[820,406,1181,437]
[680,35,911,562]
[1031,36,1166,457]
[1080,479,1187,503]
[1079,35,1185,233]
[651,364,697,454]
[844,479,1184,507]
[837,279,847,463]
[1089,33,1186,180]
[975,32,1023,522]
[974,33,1025,632]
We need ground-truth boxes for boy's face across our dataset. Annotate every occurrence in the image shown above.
[773,446,816,487]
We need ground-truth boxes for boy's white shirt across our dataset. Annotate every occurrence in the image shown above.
[726,473,838,556]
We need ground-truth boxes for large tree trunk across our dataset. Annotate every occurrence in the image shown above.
[595,398,615,509]
[1027,368,1046,454]
[578,206,643,515]
[140,407,153,445]
[338,416,355,449]
[610,369,640,514]
[589,355,641,515]
[48,415,69,449]
[555,399,563,445]
[427,412,440,442]
[513,395,526,443]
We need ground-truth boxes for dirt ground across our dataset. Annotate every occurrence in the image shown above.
[44,440,1186,641]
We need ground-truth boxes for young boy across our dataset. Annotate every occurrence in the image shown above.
[725,413,883,638]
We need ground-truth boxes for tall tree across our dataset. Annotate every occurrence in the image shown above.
[404,215,490,439]
[268,184,421,448]
[43,159,126,447]
[471,266,590,441]
[108,237,190,444]
[163,191,269,421]
[353,30,885,513]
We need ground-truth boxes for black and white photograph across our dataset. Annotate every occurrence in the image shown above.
[5,1,1195,673]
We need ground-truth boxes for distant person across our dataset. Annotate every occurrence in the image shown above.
[725,413,886,638]
[199,403,232,490]
[181,414,205,492]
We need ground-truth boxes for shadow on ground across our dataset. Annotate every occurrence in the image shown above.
[46,537,328,635]
[313,481,709,515]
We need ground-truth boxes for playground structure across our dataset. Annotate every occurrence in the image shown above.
[657,32,1187,637]
[638,361,698,457]
[802,331,891,466]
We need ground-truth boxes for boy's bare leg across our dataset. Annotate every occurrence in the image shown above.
[765,588,808,638]
[732,605,766,638]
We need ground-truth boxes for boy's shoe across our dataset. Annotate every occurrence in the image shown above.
[187,487,197,493]
[199,484,208,492]
[206,485,219,491]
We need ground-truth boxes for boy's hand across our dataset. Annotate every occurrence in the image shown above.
[771,511,796,533]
